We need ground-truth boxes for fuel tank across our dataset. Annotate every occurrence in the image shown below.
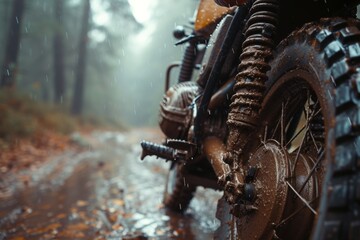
[214,0,246,7]
[215,0,360,7]
[194,0,232,35]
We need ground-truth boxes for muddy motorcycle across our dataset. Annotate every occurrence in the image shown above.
[141,0,360,239]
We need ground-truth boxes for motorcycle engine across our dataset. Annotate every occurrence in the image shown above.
[159,82,200,139]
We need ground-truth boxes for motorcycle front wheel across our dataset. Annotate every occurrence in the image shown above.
[215,18,360,240]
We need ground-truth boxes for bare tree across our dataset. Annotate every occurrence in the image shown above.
[1,0,25,87]
[53,0,66,104]
[71,0,90,115]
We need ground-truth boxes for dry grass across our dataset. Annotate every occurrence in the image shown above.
[0,90,76,141]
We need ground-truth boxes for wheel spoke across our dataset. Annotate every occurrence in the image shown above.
[271,117,280,140]
[291,100,321,174]
[298,148,324,194]
[286,181,317,215]
[307,107,322,152]
[271,99,289,141]
[291,128,306,174]
[262,124,269,143]
[285,123,306,147]
[285,104,321,148]
[231,215,238,240]
[281,101,285,147]
[242,81,325,238]
[308,129,320,153]
[275,197,318,229]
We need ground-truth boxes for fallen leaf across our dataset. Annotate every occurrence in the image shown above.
[58,229,86,238]
[111,223,123,230]
[122,213,133,219]
[76,200,88,207]
[57,213,66,219]
[27,223,61,234]
[112,199,125,207]
[107,212,118,224]
[67,222,89,231]
[156,229,165,235]
[9,237,26,240]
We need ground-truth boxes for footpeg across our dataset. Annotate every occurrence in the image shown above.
[140,141,186,161]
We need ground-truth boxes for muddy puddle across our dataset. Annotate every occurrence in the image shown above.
[0,129,222,239]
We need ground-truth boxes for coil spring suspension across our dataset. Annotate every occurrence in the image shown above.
[178,42,197,83]
[222,0,280,205]
[226,0,280,155]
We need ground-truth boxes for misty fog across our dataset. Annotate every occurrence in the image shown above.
[0,0,199,127]
[115,0,198,126]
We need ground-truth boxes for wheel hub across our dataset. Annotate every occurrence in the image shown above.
[234,140,318,239]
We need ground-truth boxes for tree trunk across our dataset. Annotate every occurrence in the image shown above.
[1,0,25,87]
[53,0,66,104]
[71,0,90,115]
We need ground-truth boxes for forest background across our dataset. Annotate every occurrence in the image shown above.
[0,0,197,132]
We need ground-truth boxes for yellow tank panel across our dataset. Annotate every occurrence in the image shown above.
[194,0,231,32]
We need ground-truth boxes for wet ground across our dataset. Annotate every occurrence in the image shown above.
[0,129,222,240]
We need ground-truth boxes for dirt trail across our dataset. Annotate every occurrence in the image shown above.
[0,128,221,240]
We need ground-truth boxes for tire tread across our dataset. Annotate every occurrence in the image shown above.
[276,18,360,239]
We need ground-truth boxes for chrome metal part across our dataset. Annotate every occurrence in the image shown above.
[165,62,181,92]
[159,81,200,139]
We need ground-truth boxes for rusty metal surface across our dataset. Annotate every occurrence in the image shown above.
[140,2,360,239]
[276,150,318,240]
[194,6,248,142]
[227,0,279,132]
[221,0,280,209]
[211,56,329,238]
[203,137,231,186]
[225,140,320,240]
[238,140,290,240]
